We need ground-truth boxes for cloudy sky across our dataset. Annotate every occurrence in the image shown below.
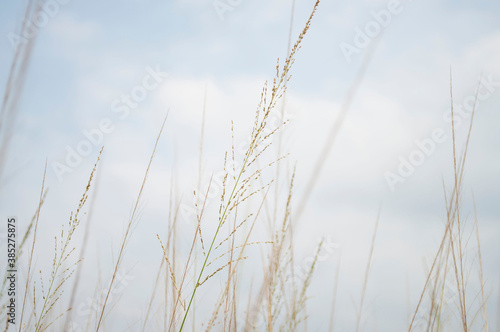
[1,0,499,331]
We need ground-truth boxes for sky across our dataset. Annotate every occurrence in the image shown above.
[0,0,500,331]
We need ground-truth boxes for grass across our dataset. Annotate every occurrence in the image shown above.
[0,0,496,331]
[407,74,489,332]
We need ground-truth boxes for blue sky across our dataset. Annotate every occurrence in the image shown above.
[1,0,500,330]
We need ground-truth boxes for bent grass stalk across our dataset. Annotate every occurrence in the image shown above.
[95,113,168,331]
[355,210,380,332]
[408,74,481,332]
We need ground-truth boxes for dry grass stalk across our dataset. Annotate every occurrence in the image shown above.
[290,238,324,330]
[18,162,47,331]
[141,259,164,332]
[95,113,168,331]
[0,190,47,319]
[293,28,381,225]
[408,74,485,332]
[0,0,40,184]
[63,164,102,331]
[355,211,380,332]
[205,186,271,332]
[158,235,185,311]
[165,179,211,331]
[328,250,341,332]
[34,149,102,331]
[473,196,489,332]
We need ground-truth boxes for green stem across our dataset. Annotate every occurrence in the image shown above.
[179,153,250,331]
[179,72,286,331]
